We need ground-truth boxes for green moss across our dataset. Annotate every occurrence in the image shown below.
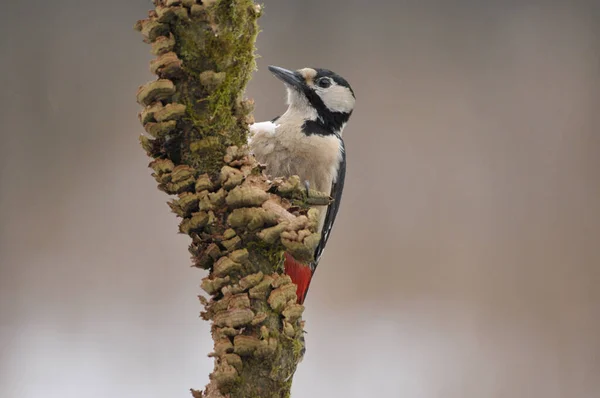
[166,0,258,175]
[247,240,285,274]
[291,334,305,359]
[190,136,221,153]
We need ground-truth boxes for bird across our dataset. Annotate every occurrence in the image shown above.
[248,65,355,304]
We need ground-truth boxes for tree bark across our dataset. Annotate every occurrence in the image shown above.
[134,1,322,397]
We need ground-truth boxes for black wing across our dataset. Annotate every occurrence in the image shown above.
[312,139,346,271]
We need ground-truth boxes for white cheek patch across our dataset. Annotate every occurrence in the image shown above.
[317,85,355,113]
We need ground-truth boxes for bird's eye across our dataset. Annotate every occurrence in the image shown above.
[316,78,332,88]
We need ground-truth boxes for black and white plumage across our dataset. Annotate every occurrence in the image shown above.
[249,65,355,303]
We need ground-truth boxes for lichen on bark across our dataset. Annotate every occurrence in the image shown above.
[134,1,324,397]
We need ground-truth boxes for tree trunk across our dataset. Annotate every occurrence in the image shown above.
[134,1,321,397]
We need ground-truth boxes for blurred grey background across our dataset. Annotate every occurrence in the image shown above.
[1,1,599,397]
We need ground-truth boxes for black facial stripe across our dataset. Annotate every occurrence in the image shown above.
[302,120,333,136]
[302,108,351,136]
[320,109,351,133]
[300,84,352,134]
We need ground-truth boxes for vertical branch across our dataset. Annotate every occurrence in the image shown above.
[134,1,322,397]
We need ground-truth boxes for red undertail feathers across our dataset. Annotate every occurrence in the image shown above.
[283,252,313,304]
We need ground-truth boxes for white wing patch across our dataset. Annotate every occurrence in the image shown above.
[315,84,355,114]
[248,121,279,149]
[249,121,279,141]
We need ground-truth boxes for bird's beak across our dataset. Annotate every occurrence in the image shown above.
[268,65,304,90]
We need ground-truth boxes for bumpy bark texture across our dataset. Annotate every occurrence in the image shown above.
[134,1,325,397]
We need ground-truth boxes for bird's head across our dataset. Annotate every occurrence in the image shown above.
[268,65,355,134]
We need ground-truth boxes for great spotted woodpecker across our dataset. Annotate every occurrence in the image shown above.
[249,65,355,304]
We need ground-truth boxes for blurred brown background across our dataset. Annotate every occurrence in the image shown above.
[1,1,599,397]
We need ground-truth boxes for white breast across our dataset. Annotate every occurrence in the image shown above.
[249,117,343,194]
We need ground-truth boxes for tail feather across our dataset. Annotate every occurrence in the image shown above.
[284,252,313,304]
